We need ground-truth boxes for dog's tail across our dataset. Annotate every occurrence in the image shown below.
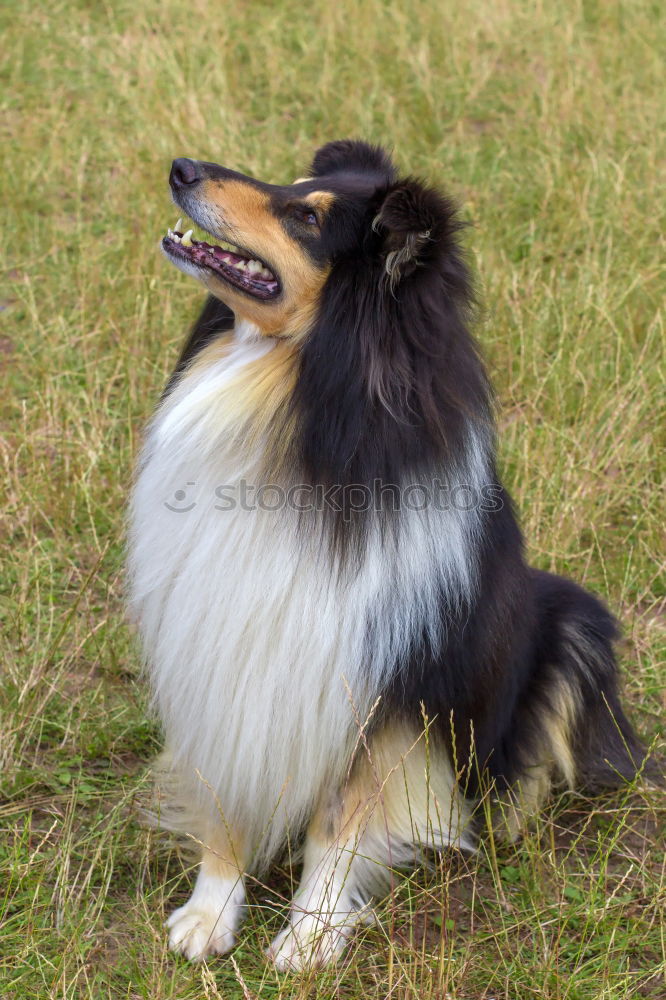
[529,569,658,794]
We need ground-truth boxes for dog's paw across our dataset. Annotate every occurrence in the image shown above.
[267,913,354,972]
[166,901,237,960]
[166,873,245,962]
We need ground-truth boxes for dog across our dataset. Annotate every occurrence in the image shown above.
[127,140,648,970]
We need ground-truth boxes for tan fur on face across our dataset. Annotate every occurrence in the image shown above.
[304,190,335,214]
[193,179,330,338]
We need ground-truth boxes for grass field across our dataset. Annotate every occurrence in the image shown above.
[1,0,665,997]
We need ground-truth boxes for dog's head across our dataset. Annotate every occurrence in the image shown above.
[163,140,469,338]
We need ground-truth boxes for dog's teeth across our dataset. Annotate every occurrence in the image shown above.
[172,232,181,243]
[247,260,262,274]
[175,218,183,232]
[167,228,174,238]
[181,229,193,246]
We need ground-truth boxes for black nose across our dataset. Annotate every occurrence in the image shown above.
[170,158,202,188]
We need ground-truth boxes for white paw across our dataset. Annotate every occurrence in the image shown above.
[166,872,245,961]
[167,901,237,960]
[268,912,355,971]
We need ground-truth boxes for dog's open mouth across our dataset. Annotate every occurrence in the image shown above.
[162,219,280,300]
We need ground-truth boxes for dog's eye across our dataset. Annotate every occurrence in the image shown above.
[294,206,319,228]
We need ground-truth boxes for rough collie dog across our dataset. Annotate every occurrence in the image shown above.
[128,140,647,970]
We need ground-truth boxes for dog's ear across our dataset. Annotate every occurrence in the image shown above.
[310,140,396,179]
[373,179,465,287]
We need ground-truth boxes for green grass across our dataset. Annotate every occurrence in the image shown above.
[1,0,664,996]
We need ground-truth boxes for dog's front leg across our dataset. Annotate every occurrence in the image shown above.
[167,823,246,961]
[268,783,377,972]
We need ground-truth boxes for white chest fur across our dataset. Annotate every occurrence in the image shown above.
[127,328,486,868]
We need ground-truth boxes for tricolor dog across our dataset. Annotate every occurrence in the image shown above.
[128,141,648,970]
